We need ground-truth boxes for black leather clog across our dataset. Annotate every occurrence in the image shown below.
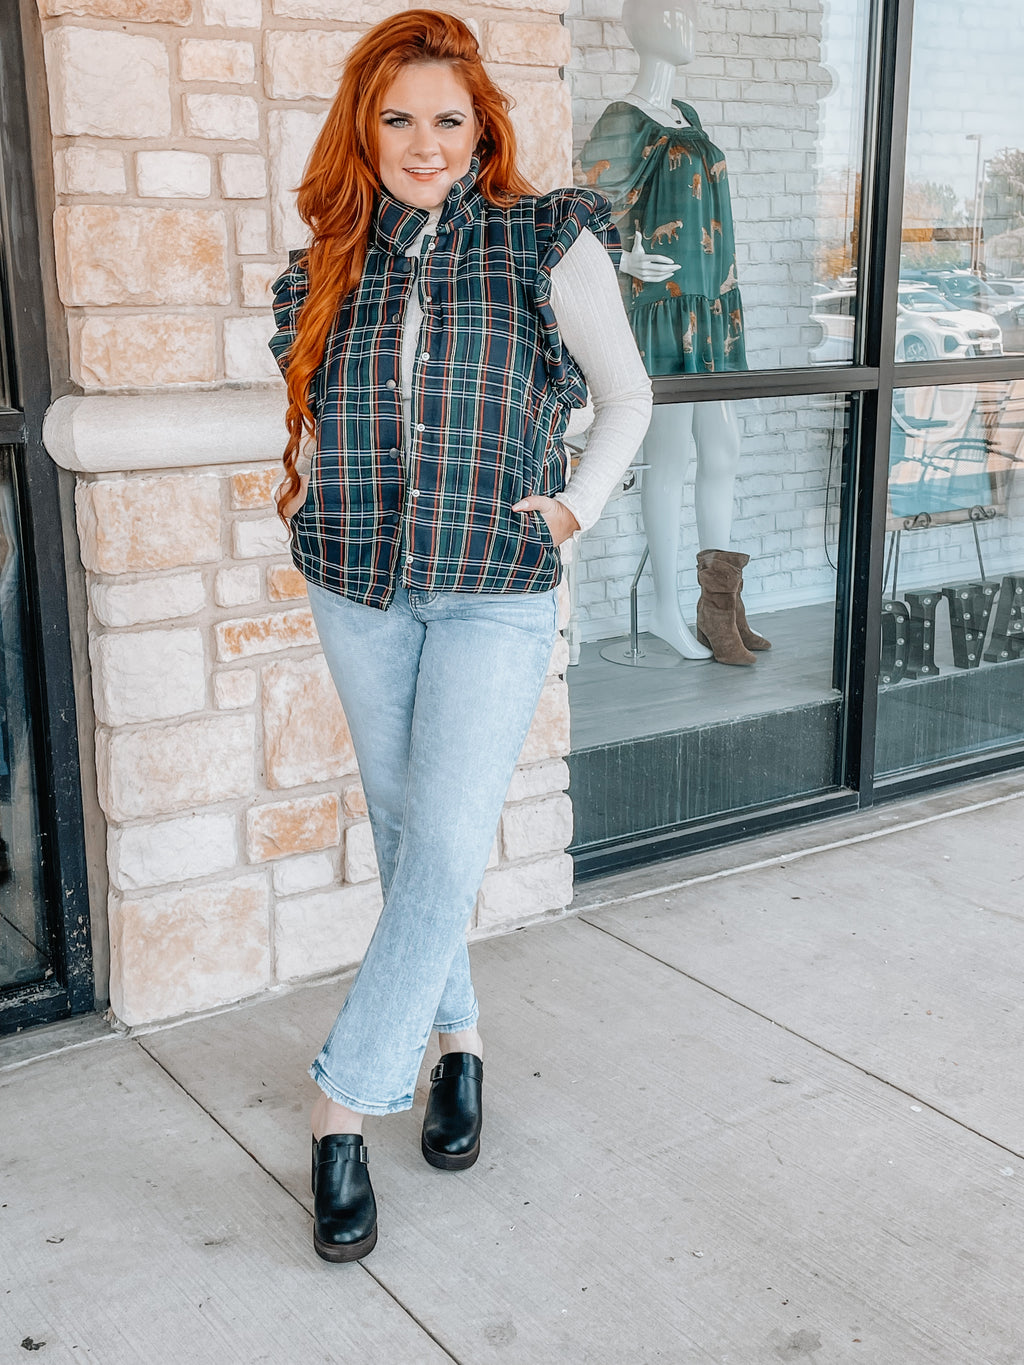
[421,1052,483,1171]
[310,1133,377,1262]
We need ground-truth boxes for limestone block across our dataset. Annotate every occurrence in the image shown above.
[231,514,289,558]
[267,565,307,600]
[108,811,237,892]
[215,608,317,661]
[214,667,257,708]
[501,793,573,862]
[343,821,377,884]
[44,29,171,139]
[476,852,573,931]
[184,93,260,142]
[548,632,570,675]
[40,0,191,17]
[98,714,256,821]
[341,782,366,818]
[242,261,277,306]
[247,793,340,862]
[485,19,571,67]
[506,757,570,803]
[231,468,277,509]
[54,207,229,306]
[224,315,278,380]
[268,110,325,251]
[262,654,357,789]
[264,30,357,100]
[136,151,211,199]
[518,675,570,763]
[77,315,217,388]
[274,882,382,984]
[109,874,269,1025]
[202,0,261,23]
[272,852,334,896]
[91,571,205,628]
[502,76,572,191]
[92,627,205,726]
[55,147,126,196]
[271,0,406,17]
[236,208,268,256]
[215,564,260,607]
[76,475,221,575]
[180,38,255,84]
[220,154,267,199]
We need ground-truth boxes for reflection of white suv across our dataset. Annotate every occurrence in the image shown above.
[809,285,1003,362]
[895,284,1002,360]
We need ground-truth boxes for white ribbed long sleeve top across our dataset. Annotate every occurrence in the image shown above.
[297,212,652,535]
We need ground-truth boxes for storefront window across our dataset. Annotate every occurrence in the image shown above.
[898,0,1024,361]
[875,381,1024,775]
[567,393,852,856]
[568,0,872,372]
[0,448,47,991]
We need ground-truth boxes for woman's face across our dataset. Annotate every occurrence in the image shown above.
[377,62,479,210]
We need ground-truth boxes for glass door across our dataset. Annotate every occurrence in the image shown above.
[0,14,92,1031]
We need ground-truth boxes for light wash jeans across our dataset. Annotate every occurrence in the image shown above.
[306,580,559,1115]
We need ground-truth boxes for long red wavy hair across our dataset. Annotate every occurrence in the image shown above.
[276,9,536,518]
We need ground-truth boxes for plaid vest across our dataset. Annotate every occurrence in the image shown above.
[270,164,618,608]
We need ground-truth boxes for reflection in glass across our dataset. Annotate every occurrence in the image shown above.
[0,448,48,991]
[568,0,871,371]
[566,395,850,851]
[899,0,1024,360]
[877,382,1024,776]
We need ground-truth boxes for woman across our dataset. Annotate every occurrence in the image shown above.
[270,9,651,1263]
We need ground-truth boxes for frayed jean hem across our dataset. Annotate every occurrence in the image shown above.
[309,1060,414,1117]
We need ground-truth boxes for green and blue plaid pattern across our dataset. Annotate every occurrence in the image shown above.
[270,164,618,608]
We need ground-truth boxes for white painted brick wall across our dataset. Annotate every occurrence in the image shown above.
[567,0,1024,639]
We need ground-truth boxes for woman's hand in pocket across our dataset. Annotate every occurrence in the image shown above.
[511,495,580,547]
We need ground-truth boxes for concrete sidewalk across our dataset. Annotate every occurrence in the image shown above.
[3,773,1024,1364]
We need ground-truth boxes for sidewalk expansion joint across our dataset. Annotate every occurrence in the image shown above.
[578,915,1024,1165]
[136,1038,465,1364]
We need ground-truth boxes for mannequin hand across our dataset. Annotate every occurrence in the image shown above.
[511,495,580,547]
[279,473,309,521]
[619,251,681,283]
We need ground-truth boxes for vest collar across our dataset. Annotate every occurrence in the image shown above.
[372,156,482,253]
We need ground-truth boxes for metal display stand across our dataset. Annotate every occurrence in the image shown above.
[598,546,682,668]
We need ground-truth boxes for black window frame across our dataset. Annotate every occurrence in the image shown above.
[0,9,92,1031]
[573,0,1024,879]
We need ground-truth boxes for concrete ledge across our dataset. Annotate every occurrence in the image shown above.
[43,387,288,473]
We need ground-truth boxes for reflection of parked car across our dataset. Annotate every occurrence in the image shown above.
[915,270,1024,352]
[895,284,1003,359]
[809,284,1003,363]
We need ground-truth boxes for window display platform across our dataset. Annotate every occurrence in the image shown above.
[567,597,1024,858]
[567,602,842,854]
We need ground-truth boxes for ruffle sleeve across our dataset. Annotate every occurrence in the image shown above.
[268,249,309,378]
[531,188,621,405]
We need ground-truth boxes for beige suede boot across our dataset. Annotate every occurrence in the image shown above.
[735,567,772,651]
[695,549,757,666]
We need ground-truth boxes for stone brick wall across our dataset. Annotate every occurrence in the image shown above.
[38,0,574,391]
[67,451,575,1026]
[36,0,580,1026]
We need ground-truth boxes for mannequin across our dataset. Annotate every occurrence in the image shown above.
[579,0,770,664]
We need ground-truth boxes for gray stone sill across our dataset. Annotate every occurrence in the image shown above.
[44,387,288,474]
